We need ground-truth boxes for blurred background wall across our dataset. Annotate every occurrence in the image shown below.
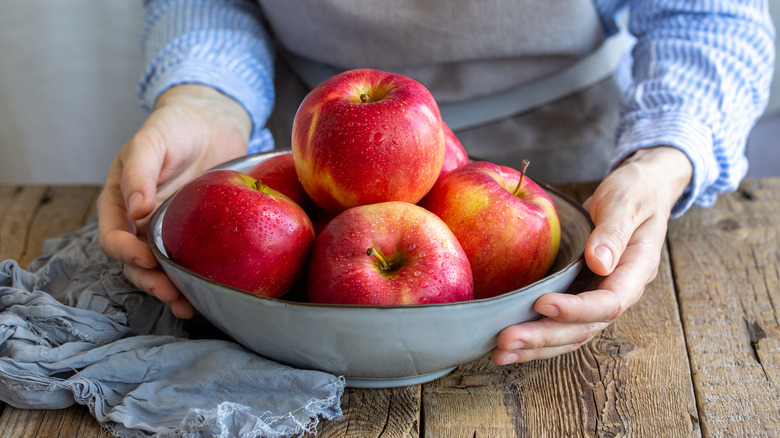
[0,1,146,184]
[0,0,778,185]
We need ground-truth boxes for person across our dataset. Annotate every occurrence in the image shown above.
[97,0,775,365]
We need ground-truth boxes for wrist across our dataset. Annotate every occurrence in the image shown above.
[619,146,693,211]
[155,83,253,140]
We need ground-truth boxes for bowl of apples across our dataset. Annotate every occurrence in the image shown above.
[147,69,595,388]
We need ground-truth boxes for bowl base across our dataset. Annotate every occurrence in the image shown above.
[345,367,457,388]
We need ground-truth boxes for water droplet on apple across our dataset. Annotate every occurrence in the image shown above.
[420,281,428,288]
[408,243,417,251]
[413,270,422,277]
[420,297,428,304]
[373,132,385,146]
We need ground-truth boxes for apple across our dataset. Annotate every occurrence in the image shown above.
[307,201,473,305]
[162,169,315,298]
[419,160,561,299]
[436,121,470,184]
[246,152,314,212]
[292,68,445,213]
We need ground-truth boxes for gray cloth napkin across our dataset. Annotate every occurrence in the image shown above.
[0,219,345,437]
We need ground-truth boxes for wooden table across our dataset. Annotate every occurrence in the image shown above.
[1,180,778,437]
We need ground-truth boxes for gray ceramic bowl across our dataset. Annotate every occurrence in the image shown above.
[148,151,595,388]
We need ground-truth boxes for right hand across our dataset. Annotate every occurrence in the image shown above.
[97,84,253,318]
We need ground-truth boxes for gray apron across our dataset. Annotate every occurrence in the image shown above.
[259,0,627,184]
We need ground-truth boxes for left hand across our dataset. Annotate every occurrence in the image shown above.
[492,146,693,364]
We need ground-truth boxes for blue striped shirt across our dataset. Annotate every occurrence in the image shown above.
[138,0,775,217]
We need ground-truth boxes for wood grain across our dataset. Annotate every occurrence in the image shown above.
[0,185,104,438]
[306,386,422,438]
[668,178,780,437]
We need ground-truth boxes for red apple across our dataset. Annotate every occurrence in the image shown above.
[436,121,469,184]
[291,68,445,213]
[307,201,473,305]
[420,161,561,299]
[246,152,314,212]
[161,169,315,298]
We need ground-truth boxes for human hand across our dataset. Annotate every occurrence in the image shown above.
[492,146,693,364]
[97,84,253,318]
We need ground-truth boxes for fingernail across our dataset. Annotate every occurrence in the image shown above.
[128,192,144,214]
[149,287,159,298]
[507,340,525,350]
[595,245,614,271]
[501,353,519,365]
[538,304,559,317]
[133,257,153,269]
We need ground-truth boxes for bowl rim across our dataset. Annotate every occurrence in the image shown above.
[147,151,594,310]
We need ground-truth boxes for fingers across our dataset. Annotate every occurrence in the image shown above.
[119,133,167,221]
[123,263,196,319]
[491,215,667,365]
[97,157,160,270]
[584,186,645,277]
[492,318,610,364]
[492,343,584,365]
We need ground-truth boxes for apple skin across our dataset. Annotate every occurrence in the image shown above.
[246,152,314,212]
[436,121,470,184]
[307,201,473,305]
[419,161,561,299]
[161,169,315,298]
[292,68,445,214]
[244,153,334,236]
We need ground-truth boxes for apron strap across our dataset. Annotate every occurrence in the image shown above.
[281,32,631,131]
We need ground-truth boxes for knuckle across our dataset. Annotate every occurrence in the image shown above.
[606,300,624,323]
[580,323,604,344]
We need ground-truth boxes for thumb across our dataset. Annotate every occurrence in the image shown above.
[119,136,166,221]
[584,195,641,277]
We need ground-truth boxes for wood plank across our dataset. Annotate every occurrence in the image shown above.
[667,178,780,437]
[41,404,105,438]
[422,181,699,437]
[0,185,99,264]
[0,185,104,437]
[306,386,421,437]
[0,408,45,438]
[0,405,106,438]
[0,185,48,262]
[18,185,100,267]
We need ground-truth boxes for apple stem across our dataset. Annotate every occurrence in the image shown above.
[360,93,370,103]
[367,246,391,270]
[513,159,530,196]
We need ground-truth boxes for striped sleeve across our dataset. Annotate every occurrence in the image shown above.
[595,0,775,217]
[137,0,276,153]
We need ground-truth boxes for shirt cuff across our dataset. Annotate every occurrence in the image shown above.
[610,111,719,218]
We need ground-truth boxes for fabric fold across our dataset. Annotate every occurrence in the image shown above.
[0,220,344,437]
